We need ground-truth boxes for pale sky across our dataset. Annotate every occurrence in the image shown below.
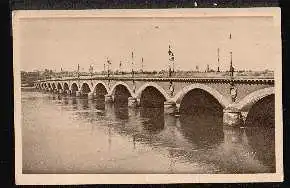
[19,16,279,72]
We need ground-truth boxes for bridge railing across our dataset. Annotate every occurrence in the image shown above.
[35,75,274,85]
[36,73,274,81]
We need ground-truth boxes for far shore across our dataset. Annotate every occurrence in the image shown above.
[21,86,36,91]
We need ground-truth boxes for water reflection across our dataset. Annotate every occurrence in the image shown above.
[245,127,275,172]
[94,98,105,111]
[113,104,129,120]
[22,91,276,174]
[140,107,164,134]
[178,113,224,149]
[72,97,77,106]
[211,127,272,173]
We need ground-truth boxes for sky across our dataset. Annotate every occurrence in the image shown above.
[18,15,280,72]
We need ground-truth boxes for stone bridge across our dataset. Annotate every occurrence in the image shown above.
[34,76,275,127]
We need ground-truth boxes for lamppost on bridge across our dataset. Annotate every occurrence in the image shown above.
[128,51,138,108]
[228,33,237,103]
[168,45,175,97]
[77,64,80,78]
[106,57,112,90]
[103,57,114,103]
[103,63,106,76]
[73,64,82,97]
[60,67,63,79]
[168,45,175,78]
[140,57,144,74]
[106,57,111,78]
[119,61,122,75]
[89,64,94,87]
[163,45,178,115]
[131,51,136,93]
[217,48,220,72]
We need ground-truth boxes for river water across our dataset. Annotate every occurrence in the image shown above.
[21,90,275,174]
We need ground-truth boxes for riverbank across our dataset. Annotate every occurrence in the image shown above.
[21,86,36,92]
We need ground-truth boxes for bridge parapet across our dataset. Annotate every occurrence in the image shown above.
[37,76,274,85]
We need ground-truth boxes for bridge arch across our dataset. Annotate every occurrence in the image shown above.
[63,82,69,91]
[57,82,62,90]
[231,87,275,112]
[109,82,134,97]
[136,82,171,101]
[80,82,92,95]
[47,82,51,89]
[51,82,56,90]
[70,82,79,95]
[69,82,78,91]
[93,82,109,97]
[136,82,169,108]
[173,83,230,108]
[109,81,133,104]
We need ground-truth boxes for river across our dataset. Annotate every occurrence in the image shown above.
[21,90,275,174]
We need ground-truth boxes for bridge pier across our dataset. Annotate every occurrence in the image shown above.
[105,94,114,103]
[223,107,244,127]
[128,97,138,108]
[223,126,246,144]
[88,92,94,100]
[75,91,81,97]
[66,90,71,95]
[164,100,178,115]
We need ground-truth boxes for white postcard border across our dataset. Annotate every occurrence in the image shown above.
[13,8,283,184]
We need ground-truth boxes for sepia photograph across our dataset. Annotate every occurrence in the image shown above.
[13,8,283,184]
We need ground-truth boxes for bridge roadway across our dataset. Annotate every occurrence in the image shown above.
[35,76,275,127]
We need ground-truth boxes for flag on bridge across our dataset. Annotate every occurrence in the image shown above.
[107,57,111,65]
[168,45,174,61]
[89,65,93,73]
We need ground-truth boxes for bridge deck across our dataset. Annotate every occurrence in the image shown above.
[37,76,274,85]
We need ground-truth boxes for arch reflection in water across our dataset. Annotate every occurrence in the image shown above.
[93,98,106,111]
[178,114,224,149]
[139,107,165,134]
[210,126,271,173]
[79,98,89,110]
[113,103,129,120]
[244,94,275,172]
[71,97,78,110]
[62,96,69,105]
